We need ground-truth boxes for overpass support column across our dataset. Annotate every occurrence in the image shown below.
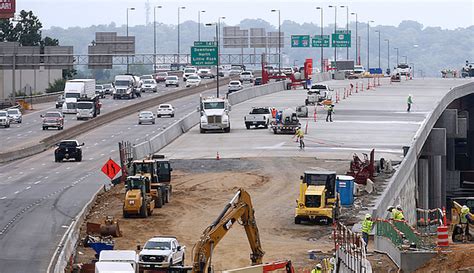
[421,128,446,209]
[417,157,429,209]
[429,155,443,208]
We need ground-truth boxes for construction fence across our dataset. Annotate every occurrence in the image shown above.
[334,222,372,273]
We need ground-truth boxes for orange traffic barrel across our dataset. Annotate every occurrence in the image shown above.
[437,225,449,248]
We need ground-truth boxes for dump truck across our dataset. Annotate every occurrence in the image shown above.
[130,155,172,208]
[123,175,155,218]
[295,171,340,224]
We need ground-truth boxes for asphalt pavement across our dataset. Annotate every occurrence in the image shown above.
[0,80,252,272]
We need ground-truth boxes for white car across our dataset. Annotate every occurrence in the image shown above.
[239,71,254,83]
[157,104,175,117]
[7,108,22,123]
[138,236,185,269]
[228,80,243,93]
[183,67,197,81]
[282,67,294,75]
[138,111,156,125]
[139,75,154,85]
[165,76,179,87]
[198,69,215,79]
[141,79,158,93]
[0,110,10,128]
[185,74,201,87]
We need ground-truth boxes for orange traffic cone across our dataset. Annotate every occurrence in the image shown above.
[216,152,220,160]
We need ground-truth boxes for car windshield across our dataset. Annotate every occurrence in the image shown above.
[45,112,61,118]
[65,93,80,99]
[203,102,224,109]
[241,72,251,75]
[140,75,153,80]
[199,70,208,73]
[0,112,6,116]
[7,109,18,115]
[140,112,153,117]
[188,76,199,80]
[96,85,104,89]
[144,241,171,250]
[144,80,155,84]
[311,85,328,90]
[230,82,240,85]
[166,76,178,80]
[59,141,77,147]
[77,102,93,109]
[157,72,167,76]
[103,84,112,88]
[251,108,270,114]
[397,64,409,69]
[185,69,196,73]
[159,105,170,109]
[115,80,131,86]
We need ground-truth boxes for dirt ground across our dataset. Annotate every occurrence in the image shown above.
[415,244,474,272]
[75,157,397,272]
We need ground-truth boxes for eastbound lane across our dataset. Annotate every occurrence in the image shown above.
[0,81,251,272]
[0,81,203,152]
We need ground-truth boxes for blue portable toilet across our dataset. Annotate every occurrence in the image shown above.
[336,175,354,207]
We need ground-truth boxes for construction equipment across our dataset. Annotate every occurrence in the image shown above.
[347,149,375,185]
[295,171,340,225]
[130,155,172,208]
[192,188,265,273]
[86,216,122,237]
[451,199,474,242]
[270,108,301,134]
[122,175,155,218]
[390,73,401,82]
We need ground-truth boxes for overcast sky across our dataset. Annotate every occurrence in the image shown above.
[17,0,474,30]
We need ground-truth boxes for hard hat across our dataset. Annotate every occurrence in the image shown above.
[365,213,372,220]
[461,205,469,213]
[396,205,403,211]
[387,206,394,212]
[316,264,322,269]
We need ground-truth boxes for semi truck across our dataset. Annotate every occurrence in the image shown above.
[113,75,137,99]
[62,79,96,114]
[199,96,231,133]
[76,96,101,120]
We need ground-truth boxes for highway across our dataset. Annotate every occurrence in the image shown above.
[162,78,470,161]
[0,81,251,272]
[0,81,210,152]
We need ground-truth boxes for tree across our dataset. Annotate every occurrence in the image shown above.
[41,36,59,46]
[13,10,43,46]
[45,78,66,93]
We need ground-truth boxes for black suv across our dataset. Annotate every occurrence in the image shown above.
[55,140,84,162]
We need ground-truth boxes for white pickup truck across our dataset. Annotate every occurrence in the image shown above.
[138,236,185,270]
[305,84,332,105]
[244,107,271,129]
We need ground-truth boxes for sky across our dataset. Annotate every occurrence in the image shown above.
[16,0,474,30]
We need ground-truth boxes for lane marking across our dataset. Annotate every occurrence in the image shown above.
[0,197,6,200]
[25,186,31,190]
[14,191,19,194]
[34,181,41,184]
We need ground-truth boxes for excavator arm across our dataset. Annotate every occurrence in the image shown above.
[192,188,265,273]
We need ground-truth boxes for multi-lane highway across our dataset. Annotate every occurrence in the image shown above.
[0,80,251,272]
[0,81,210,152]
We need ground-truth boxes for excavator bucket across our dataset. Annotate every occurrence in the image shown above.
[100,216,122,237]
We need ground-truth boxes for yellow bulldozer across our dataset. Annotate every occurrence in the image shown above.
[123,175,155,218]
[295,170,340,225]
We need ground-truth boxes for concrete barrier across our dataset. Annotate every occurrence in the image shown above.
[0,78,235,163]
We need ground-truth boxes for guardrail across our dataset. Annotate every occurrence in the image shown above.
[0,77,236,163]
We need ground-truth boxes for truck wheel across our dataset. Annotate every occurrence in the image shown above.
[246,124,250,129]
[179,254,185,266]
[155,193,163,208]
[294,217,301,224]
[123,210,129,218]
[264,123,269,129]
[273,128,278,134]
[147,207,153,216]
[140,202,148,218]
[76,155,82,162]
[305,99,309,106]
[224,126,230,133]
[200,127,205,134]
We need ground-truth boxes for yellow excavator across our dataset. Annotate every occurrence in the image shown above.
[192,188,265,273]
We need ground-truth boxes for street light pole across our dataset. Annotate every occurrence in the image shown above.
[177,6,186,65]
[126,7,135,74]
[410,62,415,77]
[367,20,374,71]
[153,6,162,74]
[328,5,337,61]
[271,9,281,73]
[375,30,381,69]
[384,39,390,74]
[206,22,220,97]
[394,47,399,66]
[316,7,324,72]
[351,12,358,65]
[217,16,225,70]
[198,10,205,41]
[402,55,407,64]
[340,5,349,60]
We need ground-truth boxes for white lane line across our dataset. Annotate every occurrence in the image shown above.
[42,163,46,166]
[334,120,422,125]
[34,181,41,184]
[14,191,20,194]
[94,143,98,146]
[135,138,139,141]
[25,186,31,190]
[66,167,71,170]
[44,176,48,179]
[0,197,6,200]
[100,153,105,156]
[19,172,23,175]
[30,167,35,170]
[7,176,12,179]
[55,171,60,174]
[110,150,115,153]
[27,130,32,133]
[102,139,106,142]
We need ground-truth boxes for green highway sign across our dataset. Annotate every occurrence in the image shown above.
[335,30,351,35]
[312,35,330,47]
[332,33,351,48]
[191,46,218,66]
[194,41,217,47]
[291,35,310,48]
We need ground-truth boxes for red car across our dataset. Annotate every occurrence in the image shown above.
[41,111,64,130]
[155,72,169,83]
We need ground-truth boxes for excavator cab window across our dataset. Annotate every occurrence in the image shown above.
[133,163,152,175]
[126,177,144,190]
[305,195,321,208]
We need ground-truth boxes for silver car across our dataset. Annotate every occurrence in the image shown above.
[0,110,10,128]
[7,108,22,123]
[138,111,155,125]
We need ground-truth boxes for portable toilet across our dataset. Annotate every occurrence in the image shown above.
[336,175,355,206]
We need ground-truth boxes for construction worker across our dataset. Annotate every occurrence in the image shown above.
[271,107,277,118]
[407,94,413,112]
[326,104,334,122]
[361,213,374,252]
[391,205,405,221]
[460,205,470,242]
[311,264,322,273]
[294,127,305,150]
